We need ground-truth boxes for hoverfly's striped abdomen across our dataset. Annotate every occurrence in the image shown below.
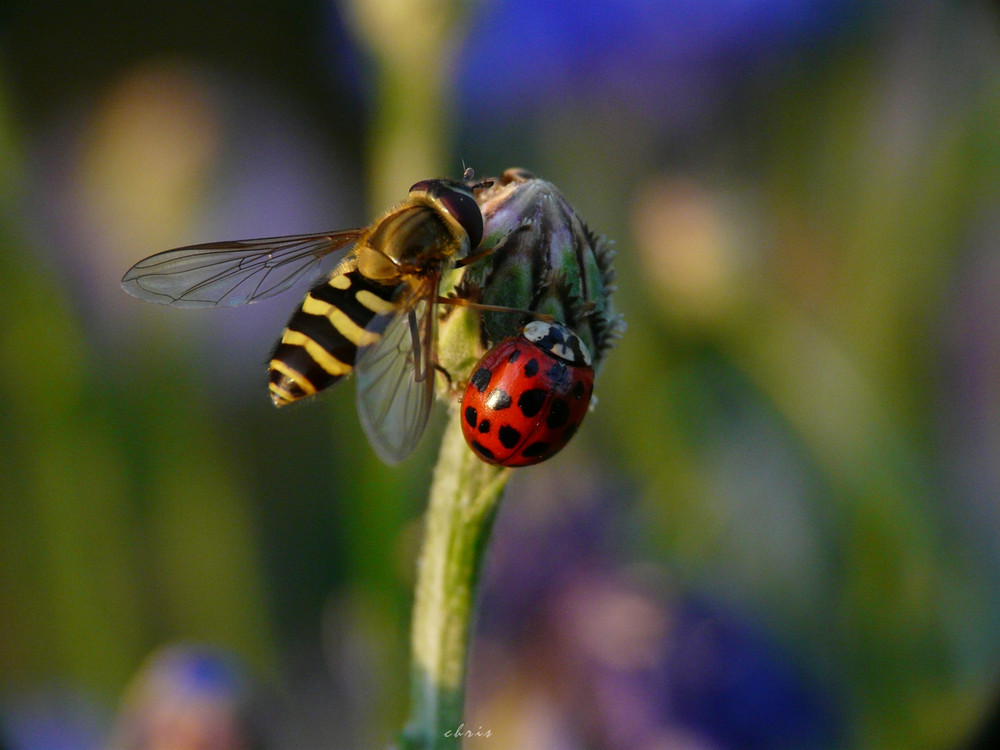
[268,267,399,406]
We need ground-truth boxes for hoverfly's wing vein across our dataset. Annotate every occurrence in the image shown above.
[121,230,365,307]
[354,295,436,464]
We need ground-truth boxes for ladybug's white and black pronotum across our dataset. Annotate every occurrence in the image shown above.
[460,321,595,467]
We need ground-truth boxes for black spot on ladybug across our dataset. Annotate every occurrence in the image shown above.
[507,349,521,364]
[517,388,547,418]
[464,405,478,428]
[478,419,491,433]
[546,361,566,383]
[562,424,579,441]
[571,381,585,399]
[498,425,522,449]
[523,358,539,377]
[521,441,551,458]
[486,388,512,410]
[546,398,570,429]
[470,368,492,393]
[471,441,495,460]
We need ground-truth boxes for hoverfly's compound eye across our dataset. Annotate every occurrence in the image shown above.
[435,186,484,249]
[408,179,434,195]
[408,180,485,249]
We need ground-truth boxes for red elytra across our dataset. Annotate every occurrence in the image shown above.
[460,321,594,467]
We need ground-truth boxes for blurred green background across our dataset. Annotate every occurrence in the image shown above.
[3,1,1000,748]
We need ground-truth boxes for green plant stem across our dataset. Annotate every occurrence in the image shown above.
[399,403,511,749]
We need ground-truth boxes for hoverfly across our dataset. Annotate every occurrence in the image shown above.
[122,170,494,464]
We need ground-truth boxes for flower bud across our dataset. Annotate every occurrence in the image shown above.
[460,168,624,372]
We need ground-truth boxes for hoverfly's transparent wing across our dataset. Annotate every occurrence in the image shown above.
[121,230,366,308]
[354,295,437,464]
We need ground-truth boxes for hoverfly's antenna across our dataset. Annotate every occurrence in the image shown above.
[461,163,493,191]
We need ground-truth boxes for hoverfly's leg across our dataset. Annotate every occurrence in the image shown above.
[435,296,555,321]
[407,308,425,380]
[433,362,454,389]
[454,223,530,269]
[453,245,495,269]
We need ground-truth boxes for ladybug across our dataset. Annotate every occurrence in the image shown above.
[460,320,595,467]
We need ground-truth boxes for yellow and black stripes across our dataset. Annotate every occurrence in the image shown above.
[268,268,400,406]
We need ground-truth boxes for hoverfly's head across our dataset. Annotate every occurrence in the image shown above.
[408,176,490,249]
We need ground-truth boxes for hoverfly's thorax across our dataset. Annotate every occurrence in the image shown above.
[361,202,467,278]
